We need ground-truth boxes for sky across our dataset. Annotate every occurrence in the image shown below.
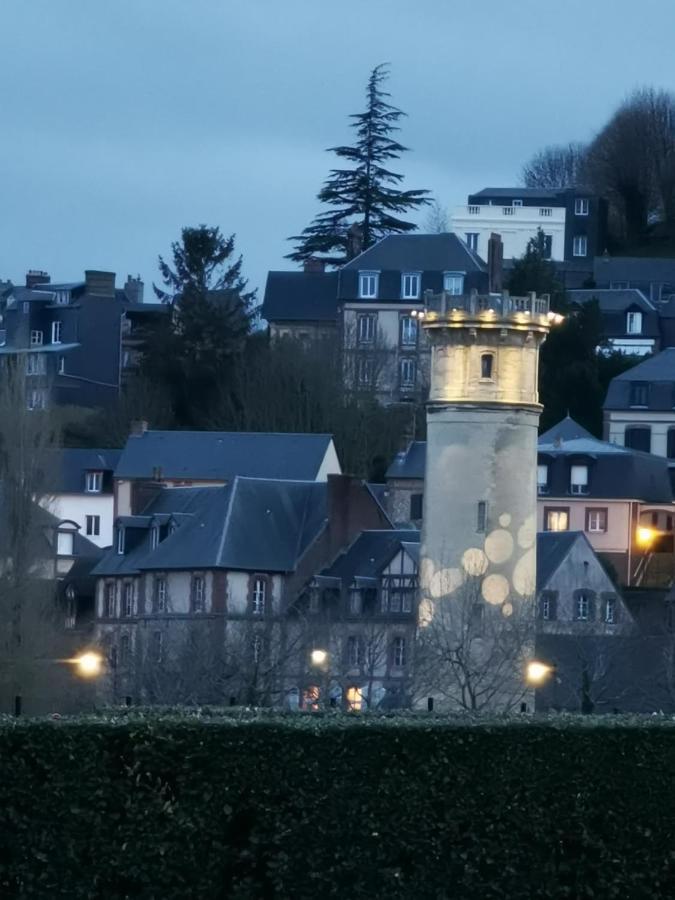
[2,0,675,301]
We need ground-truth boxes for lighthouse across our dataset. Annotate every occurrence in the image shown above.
[417,289,554,711]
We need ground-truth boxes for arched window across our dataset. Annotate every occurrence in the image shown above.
[481,353,494,379]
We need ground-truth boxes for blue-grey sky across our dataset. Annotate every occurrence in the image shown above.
[2,0,675,300]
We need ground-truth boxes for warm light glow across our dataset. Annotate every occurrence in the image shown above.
[72,652,103,678]
[526,661,553,685]
[637,526,657,547]
[310,649,328,667]
[346,686,363,711]
[547,312,565,325]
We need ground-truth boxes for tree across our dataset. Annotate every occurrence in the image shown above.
[521,142,588,189]
[287,64,430,266]
[422,197,450,233]
[145,226,256,424]
[507,229,563,301]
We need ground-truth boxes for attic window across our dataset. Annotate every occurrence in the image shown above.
[151,525,160,550]
[443,272,464,295]
[629,383,649,407]
[85,471,103,493]
[626,311,643,334]
[117,527,125,555]
[358,272,379,299]
[56,530,74,556]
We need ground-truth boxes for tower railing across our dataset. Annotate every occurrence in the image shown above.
[422,289,550,319]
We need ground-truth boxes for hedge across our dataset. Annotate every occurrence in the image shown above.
[1,712,675,898]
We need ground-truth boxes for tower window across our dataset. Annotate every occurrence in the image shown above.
[480,354,494,379]
[476,501,487,533]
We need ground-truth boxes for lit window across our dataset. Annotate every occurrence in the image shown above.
[586,509,607,533]
[465,233,479,252]
[477,501,487,533]
[401,273,421,299]
[155,577,167,612]
[302,686,320,711]
[192,576,206,613]
[400,315,417,346]
[575,592,591,621]
[480,354,494,379]
[545,509,569,532]
[85,514,100,536]
[357,314,376,343]
[122,582,134,617]
[400,357,416,390]
[358,272,379,299]
[252,577,266,615]
[537,464,549,494]
[105,583,116,618]
[30,330,43,346]
[116,527,125,555]
[346,686,363,711]
[575,198,589,216]
[573,236,588,257]
[443,272,464,295]
[85,471,103,493]
[604,597,616,624]
[570,465,588,495]
[626,311,643,335]
[51,321,62,344]
[392,636,407,668]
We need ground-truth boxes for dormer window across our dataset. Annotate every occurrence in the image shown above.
[358,272,379,299]
[626,311,643,334]
[480,353,494,379]
[537,464,549,495]
[85,471,103,493]
[56,528,74,556]
[575,198,589,216]
[117,527,125,555]
[443,272,464,295]
[570,464,589,495]
[151,525,160,550]
[629,382,649,407]
[401,272,421,300]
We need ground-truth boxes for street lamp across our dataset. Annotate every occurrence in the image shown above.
[310,648,328,667]
[525,660,555,686]
[636,526,658,548]
[69,651,104,679]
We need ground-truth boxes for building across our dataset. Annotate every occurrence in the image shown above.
[567,288,660,356]
[92,474,390,705]
[113,426,342,516]
[451,187,607,264]
[0,270,165,409]
[262,264,338,341]
[42,448,122,548]
[593,255,675,305]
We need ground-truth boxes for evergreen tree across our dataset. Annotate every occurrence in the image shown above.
[507,229,563,303]
[145,225,256,425]
[287,64,429,266]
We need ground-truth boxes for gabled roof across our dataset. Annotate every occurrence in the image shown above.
[47,448,122,493]
[536,531,582,590]
[386,442,426,480]
[93,478,328,576]
[594,256,675,284]
[262,271,339,323]
[604,348,675,411]
[567,288,656,312]
[341,233,486,273]
[539,416,594,444]
[115,430,337,481]
[319,529,419,584]
[469,187,569,201]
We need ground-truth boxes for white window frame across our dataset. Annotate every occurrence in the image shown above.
[570,465,589,495]
[85,514,100,537]
[626,311,643,335]
[27,388,46,410]
[356,356,374,388]
[443,272,465,295]
[576,593,590,621]
[192,575,206,613]
[51,321,62,344]
[30,330,43,346]
[587,509,607,533]
[573,235,588,257]
[575,198,589,216]
[151,525,160,550]
[604,597,616,624]
[116,527,125,555]
[537,464,549,494]
[123,582,134,617]
[465,232,479,251]
[401,272,421,300]
[105,583,116,618]
[399,357,416,389]
[358,271,379,299]
[399,315,417,347]
[156,577,167,612]
[393,636,407,668]
[252,577,266,615]
[26,354,45,376]
[357,314,376,344]
[85,471,103,493]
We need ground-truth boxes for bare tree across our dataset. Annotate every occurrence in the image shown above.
[521,142,589,189]
[422,198,450,234]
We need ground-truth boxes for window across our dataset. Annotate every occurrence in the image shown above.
[302,685,320,711]
[346,686,363,711]
[512,199,523,207]
[381,576,416,614]
[480,353,494,379]
[152,631,163,663]
[392,636,407,668]
[120,634,131,665]
[604,597,616,624]
[348,590,361,616]
[122,582,134,617]
[401,273,421,299]
[58,355,65,375]
[22,301,30,314]
[85,515,100,537]
[399,357,416,390]
[252,577,266,615]
[575,592,592,621]
[346,635,363,668]
[357,314,376,344]
[476,501,487,533]
[410,493,423,520]
[573,236,588,257]
[30,330,43,346]
[356,356,374,387]
[575,198,589,216]
[545,508,569,532]
[570,464,588,495]
[537,464,549,495]
[399,315,417,346]
[625,426,651,452]
[465,232,479,251]
[150,526,160,550]
[540,592,557,621]
[542,234,553,259]
[116,527,125,555]
[358,272,379,299]
[539,208,552,217]
[56,531,73,556]
[85,471,103,493]
[51,321,62,344]
[192,575,206,613]
[252,633,262,663]
[586,508,608,533]
[105,583,116,618]
[27,389,46,410]
[629,382,649,408]
[443,272,464,295]
[626,311,643,335]
[25,354,46,376]
[155,576,167,612]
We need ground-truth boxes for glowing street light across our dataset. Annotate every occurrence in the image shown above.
[525,661,554,686]
[310,649,328,667]
[637,526,658,547]
[71,651,104,678]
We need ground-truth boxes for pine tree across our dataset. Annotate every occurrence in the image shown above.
[287,64,429,266]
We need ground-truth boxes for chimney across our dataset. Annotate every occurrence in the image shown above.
[303,258,326,274]
[130,419,148,437]
[26,270,50,289]
[487,233,503,294]
[85,270,116,298]
[347,223,364,260]
[326,474,388,558]
[124,275,144,304]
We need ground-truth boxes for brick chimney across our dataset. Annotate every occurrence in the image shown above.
[26,270,50,289]
[303,258,326,274]
[85,270,116,298]
[124,275,144,304]
[487,233,503,294]
[326,474,389,559]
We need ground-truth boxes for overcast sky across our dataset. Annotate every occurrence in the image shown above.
[2,0,675,300]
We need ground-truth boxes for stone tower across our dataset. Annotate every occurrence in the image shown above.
[417,289,553,711]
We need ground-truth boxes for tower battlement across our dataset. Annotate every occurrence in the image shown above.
[417,289,557,334]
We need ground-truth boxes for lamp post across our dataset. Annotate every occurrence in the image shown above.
[309,648,331,709]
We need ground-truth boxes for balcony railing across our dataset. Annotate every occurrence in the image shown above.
[422,289,551,318]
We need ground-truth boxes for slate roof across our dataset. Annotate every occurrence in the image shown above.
[604,348,675,411]
[47,448,122,493]
[469,187,565,201]
[319,529,419,584]
[93,478,328,576]
[341,233,486,273]
[567,289,660,339]
[386,442,427,480]
[536,531,582,591]
[539,416,594,444]
[262,271,339,323]
[594,256,675,285]
[115,430,336,481]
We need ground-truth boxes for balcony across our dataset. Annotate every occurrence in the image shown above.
[456,204,565,223]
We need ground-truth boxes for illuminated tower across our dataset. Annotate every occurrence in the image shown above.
[417,290,555,711]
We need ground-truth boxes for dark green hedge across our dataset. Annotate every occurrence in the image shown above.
[1,714,675,898]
